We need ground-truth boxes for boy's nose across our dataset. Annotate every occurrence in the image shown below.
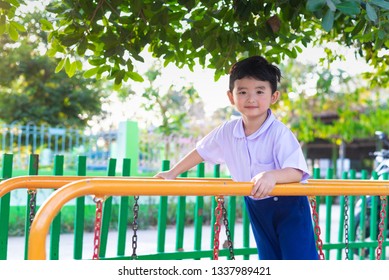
[247,93,256,102]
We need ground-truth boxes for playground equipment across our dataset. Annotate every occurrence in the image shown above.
[3,177,387,260]
[1,172,389,260]
[1,153,389,261]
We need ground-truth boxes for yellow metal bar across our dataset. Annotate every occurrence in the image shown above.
[27,177,389,260]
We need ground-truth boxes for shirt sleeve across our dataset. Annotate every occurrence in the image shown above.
[275,128,310,181]
[195,124,225,165]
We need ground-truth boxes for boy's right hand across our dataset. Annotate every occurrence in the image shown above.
[154,170,177,180]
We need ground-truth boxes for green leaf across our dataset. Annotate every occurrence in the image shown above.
[306,0,326,11]
[322,9,334,32]
[40,19,53,31]
[10,21,26,32]
[371,0,389,10]
[113,81,122,91]
[64,57,71,73]
[83,67,99,78]
[0,15,6,35]
[0,24,5,35]
[366,3,378,22]
[55,58,66,73]
[326,0,336,11]
[8,24,18,41]
[114,70,125,85]
[336,1,361,16]
[7,0,20,7]
[75,60,83,71]
[77,38,87,56]
[67,61,77,77]
[351,18,366,36]
[126,71,144,82]
[0,2,12,9]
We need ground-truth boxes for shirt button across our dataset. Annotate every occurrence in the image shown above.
[273,197,278,201]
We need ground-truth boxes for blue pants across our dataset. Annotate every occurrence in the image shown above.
[244,196,319,260]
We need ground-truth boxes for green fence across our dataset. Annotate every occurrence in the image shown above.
[0,153,388,260]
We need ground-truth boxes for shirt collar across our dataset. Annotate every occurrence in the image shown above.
[233,109,275,139]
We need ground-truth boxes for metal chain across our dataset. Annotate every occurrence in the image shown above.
[376,196,387,260]
[213,196,223,260]
[309,196,325,260]
[220,198,235,260]
[92,198,103,260]
[131,195,139,260]
[27,190,37,232]
[343,195,349,260]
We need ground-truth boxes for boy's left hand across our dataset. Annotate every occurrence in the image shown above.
[250,171,276,198]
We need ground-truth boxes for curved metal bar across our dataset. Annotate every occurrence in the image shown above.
[0,176,89,197]
[27,177,389,259]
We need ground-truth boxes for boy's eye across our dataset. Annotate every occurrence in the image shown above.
[257,91,264,94]
[238,91,246,95]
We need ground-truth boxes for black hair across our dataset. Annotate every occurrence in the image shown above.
[229,56,281,93]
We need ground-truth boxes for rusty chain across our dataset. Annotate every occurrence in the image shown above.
[213,197,223,260]
[309,196,325,260]
[131,195,139,260]
[220,198,235,260]
[92,197,103,260]
[27,190,37,232]
[376,196,387,260]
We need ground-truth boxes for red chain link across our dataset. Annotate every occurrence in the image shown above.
[309,196,325,260]
[376,196,387,260]
[92,199,103,260]
[213,197,223,260]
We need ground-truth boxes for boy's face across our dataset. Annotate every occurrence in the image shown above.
[227,77,279,121]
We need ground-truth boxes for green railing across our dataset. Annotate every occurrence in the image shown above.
[0,153,388,260]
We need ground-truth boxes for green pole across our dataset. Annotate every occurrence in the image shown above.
[210,165,220,249]
[0,154,13,260]
[175,171,188,252]
[24,154,39,259]
[369,170,379,260]
[336,171,348,259]
[99,158,116,258]
[117,158,131,256]
[194,163,204,256]
[50,155,64,260]
[157,160,170,253]
[313,168,321,215]
[73,155,87,260]
[358,170,367,260]
[324,168,333,260]
[348,169,356,260]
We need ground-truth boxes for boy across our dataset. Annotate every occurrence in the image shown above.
[155,56,319,260]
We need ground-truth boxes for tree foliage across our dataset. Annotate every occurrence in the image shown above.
[2,0,388,87]
[277,59,389,146]
[0,12,107,128]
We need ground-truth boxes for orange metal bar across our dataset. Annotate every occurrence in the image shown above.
[26,177,389,259]
[3,174,386,198]
[0,176,88,197]
[0,175,236,198]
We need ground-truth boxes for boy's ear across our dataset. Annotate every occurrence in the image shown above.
[271,91,280,104]
[227,90,234,105]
